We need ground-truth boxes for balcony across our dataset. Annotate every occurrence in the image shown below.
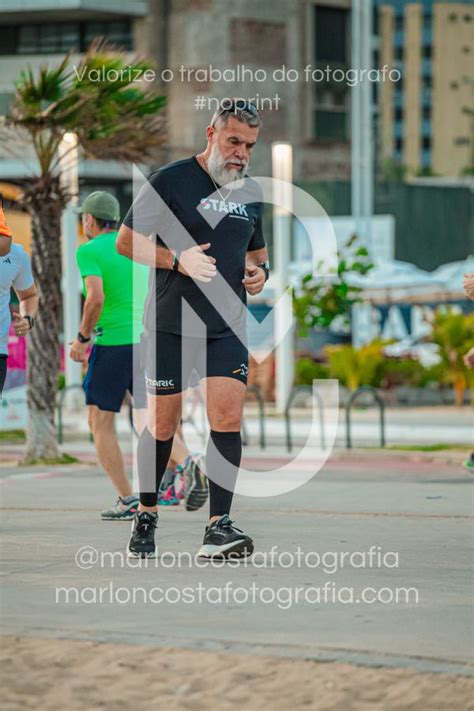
[0,0,147,21]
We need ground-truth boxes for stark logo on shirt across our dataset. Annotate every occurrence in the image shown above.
[199,197,249,219]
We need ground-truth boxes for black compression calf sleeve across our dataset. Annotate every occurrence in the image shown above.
[137,427,174,507]
[207,430,242,518]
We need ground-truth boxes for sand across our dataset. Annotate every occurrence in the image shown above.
[1,636,473,710]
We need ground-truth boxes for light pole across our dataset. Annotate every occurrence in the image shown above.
[272,141,294,413]
[351,0,374,252]
[58,132,82,407]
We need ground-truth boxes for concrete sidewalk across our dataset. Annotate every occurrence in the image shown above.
[1,448,473,676]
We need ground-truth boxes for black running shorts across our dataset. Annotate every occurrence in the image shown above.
[143,332,248,396]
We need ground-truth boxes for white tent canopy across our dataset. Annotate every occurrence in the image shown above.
[431,256,474,292]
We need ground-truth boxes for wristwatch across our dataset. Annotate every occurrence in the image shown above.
[258,261,270,282]
[77,331,91,343]
[171,249,181,271]
[24,315,35,330]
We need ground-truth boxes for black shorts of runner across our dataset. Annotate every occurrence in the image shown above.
[144,332,248,396]
[83,343,147,412]
[0,355,7,397]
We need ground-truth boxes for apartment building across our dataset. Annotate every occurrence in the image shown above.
[377,0,473,176]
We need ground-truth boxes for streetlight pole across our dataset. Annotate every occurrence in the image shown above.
[272,142,294,413]
[58,132,82,407]
[351,0,374,252]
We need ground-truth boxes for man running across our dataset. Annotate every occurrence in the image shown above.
[71,191,207,518]
[117,99,269,559]
[0,202,38,397]
[70,191,149,519]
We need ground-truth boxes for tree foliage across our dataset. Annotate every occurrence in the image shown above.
[292,235,374,337]
[7,39,166,179]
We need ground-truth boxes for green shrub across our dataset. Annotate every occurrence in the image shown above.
[325,341,387,390]
[295,358,330,386]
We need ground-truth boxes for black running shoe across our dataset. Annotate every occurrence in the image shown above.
[197,514,254,559]
[127,511,158,558]
[184,454,209,512]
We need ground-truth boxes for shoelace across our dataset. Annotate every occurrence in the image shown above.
[217,516,243,533]
[137,514,156,535]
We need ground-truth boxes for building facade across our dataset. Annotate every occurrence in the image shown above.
[0,0,354,194]
[377,0,473,177]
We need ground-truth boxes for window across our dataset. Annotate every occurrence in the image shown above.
[0,20,132,55]
[422,106,431,121]
[0,26,17,54]
[394,107,403,122]
[422,45,432,59]
[422,137,431,150]
[18,23,81,53]
[395,137,403,152]
[83,21,132,50]
[312,5,350,141]
[314,110,347,140]
[0,92,13,116]
[315,6,347,63]
[395,46,403,61]
[395,15,404,33]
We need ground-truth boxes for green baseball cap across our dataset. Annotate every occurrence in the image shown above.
[75,191,120,221]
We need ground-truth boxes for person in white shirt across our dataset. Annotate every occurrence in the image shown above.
[0,203,38,396]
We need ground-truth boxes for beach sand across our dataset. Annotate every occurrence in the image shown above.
[1,636,473,710]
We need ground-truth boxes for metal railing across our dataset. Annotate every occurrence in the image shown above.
[285,385,326,452]
[56,383,266,449]
[345,386,386,449]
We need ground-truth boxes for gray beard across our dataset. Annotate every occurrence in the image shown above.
[207,145,247,186]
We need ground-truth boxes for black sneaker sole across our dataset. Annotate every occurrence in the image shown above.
[185,466,209,512]
[126,545,157,559]
[185,487,209,512]
[198,539,254,559]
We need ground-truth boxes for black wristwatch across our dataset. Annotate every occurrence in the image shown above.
[24,315,35,330]
[258,261,270,282]
[171,249,181,271]
[77,331,91,344]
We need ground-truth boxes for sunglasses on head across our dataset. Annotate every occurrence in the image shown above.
[211,100,260,126]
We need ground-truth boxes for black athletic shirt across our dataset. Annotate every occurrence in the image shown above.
[123,157,265,338]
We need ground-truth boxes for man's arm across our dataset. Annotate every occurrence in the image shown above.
[116,224,173,268]
[243,247,269,296]
[463,274,474,301]
[79,276,104,338]
[69,276,104,363]
[0,235,11,257]
[12,284,38,336]
[16,283,38,318]
[116,224,216,282]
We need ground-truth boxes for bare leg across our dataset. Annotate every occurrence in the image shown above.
[169,424,190,468]
[88,405,132,499]
[133,407,147,436]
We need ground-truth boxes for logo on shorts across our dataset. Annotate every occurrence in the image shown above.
[232,363,248,377]
[146,376,175,389]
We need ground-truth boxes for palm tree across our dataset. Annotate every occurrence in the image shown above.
[3,41,166,462]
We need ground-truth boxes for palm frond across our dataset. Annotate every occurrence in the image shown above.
[6,39,167,174]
